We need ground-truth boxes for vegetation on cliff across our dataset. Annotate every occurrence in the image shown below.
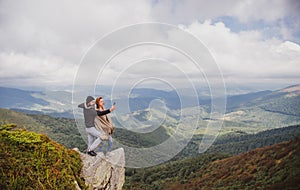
[0,123,87,189]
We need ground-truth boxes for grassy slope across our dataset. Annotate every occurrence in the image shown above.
[0,108,45,132]
[0,124,87,189]
[0,108,86,151]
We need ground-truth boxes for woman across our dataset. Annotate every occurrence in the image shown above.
[95,96,115,155]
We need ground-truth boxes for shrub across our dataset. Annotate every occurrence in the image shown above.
[0,124,87,189]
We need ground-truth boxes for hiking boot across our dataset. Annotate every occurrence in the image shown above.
[87,150,97,156]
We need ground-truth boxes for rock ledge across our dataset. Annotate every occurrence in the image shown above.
[74,148,125,190]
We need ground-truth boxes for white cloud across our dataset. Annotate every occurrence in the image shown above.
[0,0,152,88]
[230,0,287,23]
[0,52,77,85]
[151,0,299,24]
[151,0,300,43]
[0,0,299,89]
[185,21,300,84]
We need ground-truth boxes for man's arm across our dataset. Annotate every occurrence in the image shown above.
[78,103,85,108]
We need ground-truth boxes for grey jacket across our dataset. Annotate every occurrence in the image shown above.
[78,103,110,128]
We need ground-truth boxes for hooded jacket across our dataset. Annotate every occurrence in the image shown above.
[78,101,110,128]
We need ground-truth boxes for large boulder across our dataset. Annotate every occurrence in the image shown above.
[75,148,125,190]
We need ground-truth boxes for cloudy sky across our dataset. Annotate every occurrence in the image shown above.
[0,0,299,91]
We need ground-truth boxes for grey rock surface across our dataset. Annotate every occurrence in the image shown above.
[74,148,125,190]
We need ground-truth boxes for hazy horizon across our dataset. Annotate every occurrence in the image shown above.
[1,82,299,95]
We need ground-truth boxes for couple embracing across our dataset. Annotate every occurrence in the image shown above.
[78,96,116,156]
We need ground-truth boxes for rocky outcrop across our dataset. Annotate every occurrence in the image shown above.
[74,148,125,190]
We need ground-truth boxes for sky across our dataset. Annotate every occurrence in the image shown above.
[0,0,300,91]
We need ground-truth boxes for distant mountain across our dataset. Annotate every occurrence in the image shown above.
[1,85,299,131]
[227,84,300,112]
[225,90,272,111]
[0,87,73,117]
[279,84,300,96]
[128,88,181,110]
[0,86,197,117]
[220,84,300,131]
[0,87,49,108]
[1,84,299,112]
[257,84,300,117]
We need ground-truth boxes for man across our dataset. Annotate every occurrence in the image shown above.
[78,96,115,156]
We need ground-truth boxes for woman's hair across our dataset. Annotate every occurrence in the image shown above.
[96,97,104,110]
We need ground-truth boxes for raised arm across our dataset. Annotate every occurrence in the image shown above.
[97,105,116,116]
[78,103,85,108]
[97,109,111,116]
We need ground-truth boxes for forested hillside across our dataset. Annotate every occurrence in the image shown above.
[167,136,300,190]
[125,136,300,190]
[175,124,300,159]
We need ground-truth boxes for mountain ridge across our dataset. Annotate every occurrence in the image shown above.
[279,84,300,96]
[1,84,299,118]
